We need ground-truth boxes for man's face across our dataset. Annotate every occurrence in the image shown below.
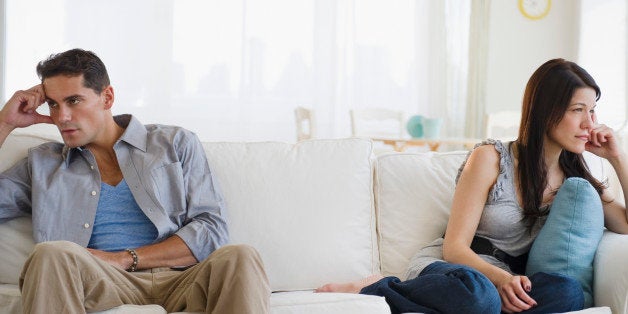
[43,75,112,148]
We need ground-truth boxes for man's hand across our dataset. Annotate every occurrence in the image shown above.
[0,85,53,132]
[87,248,134,270]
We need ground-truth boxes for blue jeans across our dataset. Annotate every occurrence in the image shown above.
[360,261,584,314]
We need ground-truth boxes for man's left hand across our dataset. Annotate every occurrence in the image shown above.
[87,248,133,270]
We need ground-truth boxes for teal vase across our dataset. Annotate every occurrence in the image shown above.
[406,115,424,138]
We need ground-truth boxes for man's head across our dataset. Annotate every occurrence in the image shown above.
[36,48,110,95]
[37,49,117,148]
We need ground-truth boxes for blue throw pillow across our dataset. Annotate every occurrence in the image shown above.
[526,177,604,308]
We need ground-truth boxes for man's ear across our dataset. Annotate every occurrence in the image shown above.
[102,85,115,110]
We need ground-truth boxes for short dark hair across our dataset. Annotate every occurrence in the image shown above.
[36,48,110,94]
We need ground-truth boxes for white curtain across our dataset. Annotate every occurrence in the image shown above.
[578,0,626,130]
[464,0,491,139]
[3,0,470,142]
[578,0,627,151]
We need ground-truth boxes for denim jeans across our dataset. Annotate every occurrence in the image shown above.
[359,261,584,314]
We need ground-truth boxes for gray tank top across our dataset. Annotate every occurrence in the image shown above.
[405,139,545,279]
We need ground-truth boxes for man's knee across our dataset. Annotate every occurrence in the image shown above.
[30,240,85,260]
[209,244,263,265]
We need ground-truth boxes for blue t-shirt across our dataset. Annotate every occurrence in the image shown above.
[88,179,158,251]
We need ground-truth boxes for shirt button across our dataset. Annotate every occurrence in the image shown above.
[90,165,94,170]
[91,190,97,196]
[83,223,90,228]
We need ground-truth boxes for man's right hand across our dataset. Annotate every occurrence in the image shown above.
[0,85,54,132]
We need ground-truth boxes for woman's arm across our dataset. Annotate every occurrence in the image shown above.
[586,123,628,234]
[443,145,536,313]
[601,153,628,234]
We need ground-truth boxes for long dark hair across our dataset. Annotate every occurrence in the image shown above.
[516,58,605,226]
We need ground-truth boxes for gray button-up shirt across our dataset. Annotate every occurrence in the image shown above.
[0,114,228,261]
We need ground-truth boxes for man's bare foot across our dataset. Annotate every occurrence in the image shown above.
[315,274,384,293]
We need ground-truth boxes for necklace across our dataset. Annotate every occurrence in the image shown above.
[546,177,565,195]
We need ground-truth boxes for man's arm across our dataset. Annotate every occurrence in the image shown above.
[89,129,227,270]
[88,235,197,270]
[0,85,54,147]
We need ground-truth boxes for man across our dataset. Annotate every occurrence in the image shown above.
[0,49,270,313]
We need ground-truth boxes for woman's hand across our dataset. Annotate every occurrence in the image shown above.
[586,123,622,160]
[496,274,537,313]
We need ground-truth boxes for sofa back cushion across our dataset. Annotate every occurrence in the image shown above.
[375,151,467,278]
[203,139,378,291]
[374,149,612,279]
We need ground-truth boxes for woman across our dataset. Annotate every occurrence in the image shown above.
[317,59,628,313]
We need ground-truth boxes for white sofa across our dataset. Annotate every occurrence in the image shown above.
[0,128,624,314]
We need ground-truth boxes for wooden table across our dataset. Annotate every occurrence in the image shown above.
[371,137,482,152]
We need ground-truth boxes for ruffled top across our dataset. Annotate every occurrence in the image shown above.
[405,140,545,279]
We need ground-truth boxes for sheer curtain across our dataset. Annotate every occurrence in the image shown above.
[464,0,491,139]
[578,0,628,152]
[578,0,627,130]
[2,0,470,142]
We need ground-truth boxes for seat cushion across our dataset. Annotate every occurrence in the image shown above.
[270,291,390,314]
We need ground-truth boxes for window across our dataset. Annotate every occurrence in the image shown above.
[2,0,470,142]
[578,0,627,129]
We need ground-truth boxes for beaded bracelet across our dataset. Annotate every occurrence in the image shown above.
[125,248,138,272]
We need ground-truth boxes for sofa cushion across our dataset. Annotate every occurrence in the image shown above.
[0,217,35,284]
[270,291,390,314]
[0,131,60,173]
[526,177,604,308]
[594,232,628,314]
[0,131,60,285]
[375,151,467,278]
[203,139,378,291]
[0,284,21,314]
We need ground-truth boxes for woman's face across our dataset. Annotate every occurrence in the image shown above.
[546,87,597,154]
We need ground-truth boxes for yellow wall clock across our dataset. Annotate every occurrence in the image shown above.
[518,0,552,20]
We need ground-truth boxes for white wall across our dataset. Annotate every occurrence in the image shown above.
[0,0,4,104]
[485,0,579,114]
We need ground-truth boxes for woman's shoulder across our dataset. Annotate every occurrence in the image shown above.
[467,139,512,167]
[472,139,511,155]
[456,139,512,183]
[470,139,514,170]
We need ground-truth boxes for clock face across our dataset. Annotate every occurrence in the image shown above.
[519,0,552,20]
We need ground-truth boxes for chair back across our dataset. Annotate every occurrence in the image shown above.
[295,106,316,141]
[350,108,404,138]
[485,110,520,141]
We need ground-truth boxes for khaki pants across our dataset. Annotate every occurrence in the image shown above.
[19,241,270,314]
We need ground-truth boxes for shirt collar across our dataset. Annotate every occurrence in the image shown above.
[62,114,147,166]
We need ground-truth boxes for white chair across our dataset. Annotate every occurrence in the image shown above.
[295,106,316,141]
[350,108,404,139]
[485,110,521,141]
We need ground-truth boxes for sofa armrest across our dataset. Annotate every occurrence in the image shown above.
[593,231,628,313]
